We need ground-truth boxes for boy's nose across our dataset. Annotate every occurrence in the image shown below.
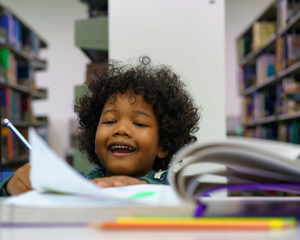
[115,129,129,136]
[113,122,130,137]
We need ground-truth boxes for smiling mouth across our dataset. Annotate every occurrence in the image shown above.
[108,144,136,154]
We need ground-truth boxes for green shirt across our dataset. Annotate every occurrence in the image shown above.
[0,175,12,196]
[85,167,169,185]
[0,167,169,196]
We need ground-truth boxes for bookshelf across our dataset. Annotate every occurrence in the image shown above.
[0,2,48,173]
[75,0,108,62]
[67,0,108,172]
[238,0,300,145]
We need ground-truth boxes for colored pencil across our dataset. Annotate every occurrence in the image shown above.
[95,217,297,230]
[3,118,32,150]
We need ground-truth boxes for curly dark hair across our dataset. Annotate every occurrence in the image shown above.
[74,56,200,171]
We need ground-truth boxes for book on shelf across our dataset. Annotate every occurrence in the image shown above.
[278,77,300,116]
[239,66,256,91]
[243,125,278,140]
[241,89,277,124]
[285,93,300,101]
[1,124,30,163]
[0,13,19,49]
[277,0,300,32]
[0,49,36,87]
[256,54,275,84]
[275,34,300,73]
[2,129,300,222]
[0,49,17,84]
[278,121,300,144]
[0,127,12,162]
[0,87,33,122]
[286,34,300,66]
[252,21,275,51]
[237,34,252,61]
[0,12,43,56]
[277,0,287,32]
[242,96,253,124]
[275,36,285,73]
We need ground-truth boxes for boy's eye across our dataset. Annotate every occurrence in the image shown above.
[103,121,116,124]
[134,122,148,127]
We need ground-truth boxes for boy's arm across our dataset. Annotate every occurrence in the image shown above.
[1,163,32,196]
[89,167,169,187]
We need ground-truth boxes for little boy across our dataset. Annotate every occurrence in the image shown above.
[0,56,200,195]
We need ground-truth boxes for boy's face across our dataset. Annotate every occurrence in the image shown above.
[95,92,168,177]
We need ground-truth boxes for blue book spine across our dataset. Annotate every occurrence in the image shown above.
[0,14,15,46]
[17,65,30,79]
[13,17,22,50]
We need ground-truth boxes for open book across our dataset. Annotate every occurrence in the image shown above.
[168,137,300,202]
[0,128,192,223]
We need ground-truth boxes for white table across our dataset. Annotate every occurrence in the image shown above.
[0,225,300,240]
[1,196,300,240]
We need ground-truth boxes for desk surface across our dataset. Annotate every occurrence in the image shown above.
[1,196,300,240]
[1,226,300,240]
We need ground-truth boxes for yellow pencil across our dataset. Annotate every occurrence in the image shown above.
[117,216,296,222]
[116,217,296,228]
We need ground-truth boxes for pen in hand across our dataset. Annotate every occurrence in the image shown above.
[3,118,32,150]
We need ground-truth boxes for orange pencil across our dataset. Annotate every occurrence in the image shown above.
[100,222,274,230]
[97,217,296,230]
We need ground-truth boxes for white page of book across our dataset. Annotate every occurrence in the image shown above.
[3,190,136,208]
[28,128,182,206]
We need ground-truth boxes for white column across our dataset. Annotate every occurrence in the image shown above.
[109,0,226,142]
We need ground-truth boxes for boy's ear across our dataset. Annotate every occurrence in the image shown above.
[157,146,169,159]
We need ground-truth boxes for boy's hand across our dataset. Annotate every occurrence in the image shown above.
[6,162,33,195]
[92,176,148,188]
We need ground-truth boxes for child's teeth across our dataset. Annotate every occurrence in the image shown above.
[111,145,134,150]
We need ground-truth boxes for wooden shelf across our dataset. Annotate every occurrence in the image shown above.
[277,61,300,79]
[243,111,300,127]
[241,75,277,96]
[278,112,300,121]
[0,80,47,99]
[243,115,277,127]
[0,118,48,128]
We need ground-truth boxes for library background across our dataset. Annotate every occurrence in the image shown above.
[0,0,108,178]
[1,0,300,189]
[0,2,48,178]
[238,0,300,144]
